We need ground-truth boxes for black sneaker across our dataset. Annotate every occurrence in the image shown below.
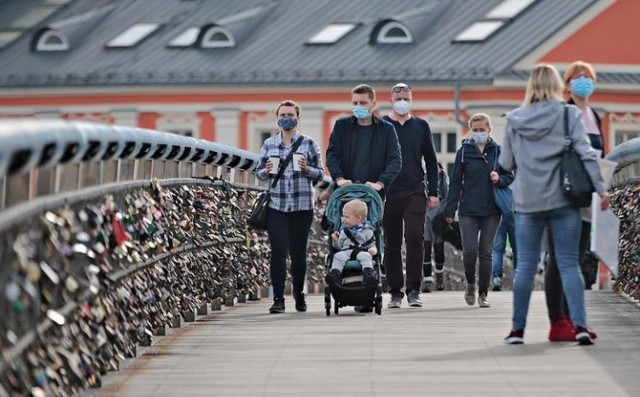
[575,326,594,345]
[325,269,342,286]
[362,267,378,287]
[292,291,307,312]
[421,278,433,293]
[505,329,524,344]
[269,297,285,314]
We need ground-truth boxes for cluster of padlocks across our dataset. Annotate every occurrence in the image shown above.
[610,183,640,299]
[0,179,326,396]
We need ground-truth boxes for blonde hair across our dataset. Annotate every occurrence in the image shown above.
[343,199,368,219]
[563,61,597,83]
[523,63,564,107]
[468,113,492,129]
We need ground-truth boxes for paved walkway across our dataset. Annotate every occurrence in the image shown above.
[93,291,640,397]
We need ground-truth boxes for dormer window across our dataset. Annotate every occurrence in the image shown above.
[200,26,235,48]
[107,23,160,48]
[306,23,359,45]
[373,21,413,44]
[35,30,69,51]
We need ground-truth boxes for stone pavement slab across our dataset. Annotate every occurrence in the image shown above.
[92,291,640,397]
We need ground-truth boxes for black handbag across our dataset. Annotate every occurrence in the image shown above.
[247,136,304,230]
[560,106,595,208]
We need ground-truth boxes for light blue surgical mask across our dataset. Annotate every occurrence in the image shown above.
[392,100,411,116]
[570,77,595,98]
[352,106,370,120]
[472,132,488,143]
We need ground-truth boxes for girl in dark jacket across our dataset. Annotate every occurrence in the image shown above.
[444,113,515,308]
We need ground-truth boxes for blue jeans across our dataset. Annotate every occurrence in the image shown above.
[512,206,587,331]
[491,213,517,279]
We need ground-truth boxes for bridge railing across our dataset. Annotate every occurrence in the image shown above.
[0,119,332,209]
[0,119,333,395]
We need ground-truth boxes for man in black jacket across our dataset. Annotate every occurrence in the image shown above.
[326,84,401,312]
[326,84,401,197]
[382,82,439,309]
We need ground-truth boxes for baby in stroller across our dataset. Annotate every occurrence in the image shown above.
[326,199,378,288]
[322,184,384,315]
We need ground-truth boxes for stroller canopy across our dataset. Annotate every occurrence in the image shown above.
[324,184,384,230]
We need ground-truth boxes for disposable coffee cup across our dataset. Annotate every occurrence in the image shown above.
[269,156,280,174]
[292,153,304,172]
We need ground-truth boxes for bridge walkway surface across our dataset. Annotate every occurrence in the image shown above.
[92,291,640,397]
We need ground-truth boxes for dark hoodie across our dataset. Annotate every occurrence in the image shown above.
[444,138,514,218]
[499,99,604,213]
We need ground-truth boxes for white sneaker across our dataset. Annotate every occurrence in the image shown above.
[478,293,491,308]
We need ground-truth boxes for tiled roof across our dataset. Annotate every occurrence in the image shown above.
[0,0,600,87]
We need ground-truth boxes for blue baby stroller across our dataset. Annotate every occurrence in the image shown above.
[322,184,384,316]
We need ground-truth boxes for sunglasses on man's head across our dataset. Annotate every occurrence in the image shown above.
[392,85,412,93]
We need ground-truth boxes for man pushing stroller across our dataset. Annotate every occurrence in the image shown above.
[326,199,378,287]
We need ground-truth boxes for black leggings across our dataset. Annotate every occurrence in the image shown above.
[423,240,445,277]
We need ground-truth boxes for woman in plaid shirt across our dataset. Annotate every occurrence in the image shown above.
[255,100,325,314]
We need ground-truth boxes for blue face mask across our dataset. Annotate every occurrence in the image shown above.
[472,132,488,143]
[570,77,595,98]
[277,117,298,131]
[352,106,370,120]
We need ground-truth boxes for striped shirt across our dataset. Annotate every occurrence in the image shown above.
[256,132,325,212]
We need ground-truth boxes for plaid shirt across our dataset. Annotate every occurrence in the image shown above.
[256,132,325,212]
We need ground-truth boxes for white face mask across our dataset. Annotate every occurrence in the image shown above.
[392,99,411,116]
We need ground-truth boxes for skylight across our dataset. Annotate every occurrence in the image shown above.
[486,0,536,19]
[453,21,504,42]
[307,23,358,45]
[452,0,537,43]
[375,21,413,44]
[168,27,200,47]
[107,23,160,48]
[11,6,59,29]
[0,30,22,49]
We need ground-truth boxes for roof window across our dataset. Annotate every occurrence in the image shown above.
[11,6,59,29]
[200,26,235,48]
[307,23,359,45]
[168,27,200,47]
[0,30,22,50]
[35,30,69,51]
[453,0,536,43]
[373,21,412,44]
[453,21,504,42]
[486,0,536,19]
[107,23,160,48]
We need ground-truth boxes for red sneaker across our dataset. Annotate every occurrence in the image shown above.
[548,315,575,342]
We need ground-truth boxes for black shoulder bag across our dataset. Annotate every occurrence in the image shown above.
[560,106,595,207]
[247,136,304,230]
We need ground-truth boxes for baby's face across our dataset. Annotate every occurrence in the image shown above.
[342,209,363,228]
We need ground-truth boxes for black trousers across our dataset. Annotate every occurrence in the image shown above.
[266,208,313,299]
[545,221,592,321]
[383,189,427,297]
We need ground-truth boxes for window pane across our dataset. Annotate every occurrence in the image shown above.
[446,132,458,153]
[307,23,358,44]
[107,23,160,48]
[453,21,503,42]
[432,132,442,153]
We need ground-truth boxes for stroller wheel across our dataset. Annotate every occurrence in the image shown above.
[324,291,331,316]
